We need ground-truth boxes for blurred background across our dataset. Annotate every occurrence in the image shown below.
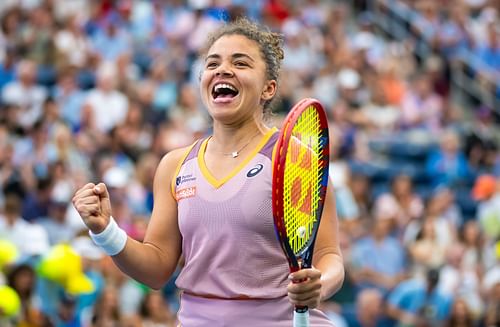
[0,0,499,326]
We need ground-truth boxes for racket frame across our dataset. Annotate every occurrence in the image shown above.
[272,98,330,273]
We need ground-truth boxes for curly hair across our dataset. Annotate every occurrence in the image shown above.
[202,18,284,112]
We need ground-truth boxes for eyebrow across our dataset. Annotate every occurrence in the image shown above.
[205,53,255,62]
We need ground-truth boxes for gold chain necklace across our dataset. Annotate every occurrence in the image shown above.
[212,131,262,158]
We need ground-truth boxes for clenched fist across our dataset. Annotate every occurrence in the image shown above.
[72,182,112,234]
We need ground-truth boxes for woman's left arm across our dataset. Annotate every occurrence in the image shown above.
[287,179,345,308]
[312,178,345,300]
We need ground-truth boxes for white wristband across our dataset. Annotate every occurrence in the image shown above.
[89,217,127,256]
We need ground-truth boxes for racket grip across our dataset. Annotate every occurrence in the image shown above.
[293,309,310,327]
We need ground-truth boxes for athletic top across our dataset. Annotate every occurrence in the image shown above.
[172,128,290,299]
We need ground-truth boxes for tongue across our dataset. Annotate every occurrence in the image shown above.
[214,94,235,103]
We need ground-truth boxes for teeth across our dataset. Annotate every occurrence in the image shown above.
[214,83,237,92]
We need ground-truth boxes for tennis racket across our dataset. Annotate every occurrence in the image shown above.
[272,98,330,327]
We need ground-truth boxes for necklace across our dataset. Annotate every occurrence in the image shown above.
[213,131,262,158]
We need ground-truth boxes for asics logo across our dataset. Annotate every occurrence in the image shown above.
[247,164,264,177]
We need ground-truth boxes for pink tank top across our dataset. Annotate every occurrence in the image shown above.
[172,128,290,299]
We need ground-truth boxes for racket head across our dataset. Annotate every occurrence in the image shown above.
[272,98,330,272]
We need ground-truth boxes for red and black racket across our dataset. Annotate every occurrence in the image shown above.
[272,98,330,327]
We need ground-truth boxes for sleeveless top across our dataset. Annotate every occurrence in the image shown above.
[172,128,290,299]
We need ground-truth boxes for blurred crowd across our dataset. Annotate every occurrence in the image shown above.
[0,0,499,326]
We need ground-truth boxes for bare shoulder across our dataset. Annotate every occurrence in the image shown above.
[154,144,197,190]
[157,146,194,170]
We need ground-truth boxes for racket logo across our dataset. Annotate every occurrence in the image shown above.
[291,178,313,215]
[289,134,314,216]
[246,164,264,177]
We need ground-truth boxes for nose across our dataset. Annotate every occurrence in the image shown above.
[215,63,234,77]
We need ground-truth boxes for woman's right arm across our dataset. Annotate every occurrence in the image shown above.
[73,148,186,289]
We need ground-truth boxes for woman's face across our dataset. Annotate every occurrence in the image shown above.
[200,34,276,124]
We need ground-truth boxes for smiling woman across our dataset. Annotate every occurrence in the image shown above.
[72,18,344,327]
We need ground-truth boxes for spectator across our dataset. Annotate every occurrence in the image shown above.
[37,185,77,246]
[438,243,483,318]
[1,59,48,129]
[6,263,50,327]
[374,174,424,231]
[444,297,476,327]
[342,288,390,327]
[20,175,52,222]
[425,129,471,188]
[84,62,129,134]
[53,14,90,69]
[19,5,56,65]
[483,281,500,327]
[464,106,499,174]
[0,47,17,90]
[349,208,407,294]
[376,57,408,106]
[149,60,178,115]
[133,290,176,327]
[90,13,131,63]
[404,191,456,255]
[472,174,500,242]
[71,236,105,327]
[89,286,124,327]
[53,68,87,132]
[168,83,210,137]
[387,268,453,326]
[0,192,50,258]
[412,0,441,48]
[400,73,444,133]
[473,10,500,75]
[437,5,473,60]
[126,153,158,216]
[459,220,487,272]
[52,293,81,327]
[0,7,23,60]
[357,83,400,133]
[408,216,448,277]
[350,173,373,224]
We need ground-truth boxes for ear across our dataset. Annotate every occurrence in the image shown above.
[261,80,277,102]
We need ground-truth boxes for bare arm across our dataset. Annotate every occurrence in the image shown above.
[287,179,345,308]
[73,147,187,289]
[112,149,184,289]
[313,178,345,300]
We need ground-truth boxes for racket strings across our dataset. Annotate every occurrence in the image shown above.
[283,106,327,255]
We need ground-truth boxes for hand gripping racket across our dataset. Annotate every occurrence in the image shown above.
[272,98,330,327]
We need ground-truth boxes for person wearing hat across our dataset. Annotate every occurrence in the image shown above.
[472,174,500,242]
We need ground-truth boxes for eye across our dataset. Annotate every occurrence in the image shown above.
[206,61,218,69]
[234,61,249,67]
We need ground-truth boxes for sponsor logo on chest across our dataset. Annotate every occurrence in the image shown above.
[176,174,196,186]
[176,187,196,201]
[246,164,264,178]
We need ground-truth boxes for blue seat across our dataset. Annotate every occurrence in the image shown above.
[454,188,478,220]
[37,65,57,87]
[77,70,95,90]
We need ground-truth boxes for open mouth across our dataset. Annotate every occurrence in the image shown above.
[212,83,239,100]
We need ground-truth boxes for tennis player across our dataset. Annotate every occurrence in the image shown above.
[73,18,344,326]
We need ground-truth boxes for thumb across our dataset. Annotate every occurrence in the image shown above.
[93,182,110,198]
[93,183,112,216]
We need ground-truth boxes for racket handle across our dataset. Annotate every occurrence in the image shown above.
[293,308,310,327]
